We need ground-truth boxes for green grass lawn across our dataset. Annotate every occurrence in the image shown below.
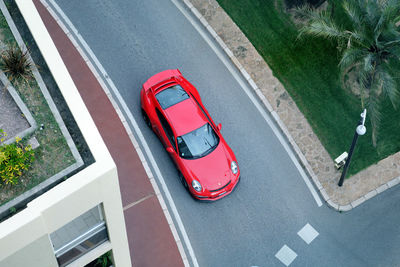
[216,0,400,175]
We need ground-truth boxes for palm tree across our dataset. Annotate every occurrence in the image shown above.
[296,0,400,146]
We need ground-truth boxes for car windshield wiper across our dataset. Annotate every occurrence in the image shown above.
[199,139,216,157]
[203,136,212,148]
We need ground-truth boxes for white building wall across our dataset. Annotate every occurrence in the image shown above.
[0,163,129,267]
[1,235,58,267]
[0,0,131,266]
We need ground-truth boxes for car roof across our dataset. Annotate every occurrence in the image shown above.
[155,84,189,110]
[163,96,208,136]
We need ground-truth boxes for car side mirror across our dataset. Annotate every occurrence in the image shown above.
[166,147,174,153]
[217,123,222,131]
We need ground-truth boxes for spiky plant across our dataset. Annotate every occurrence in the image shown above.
[0,44,34,89]
[297,0,400,146]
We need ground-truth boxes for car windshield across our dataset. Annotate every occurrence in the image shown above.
[155,85,189,109]
[177,123,220,159]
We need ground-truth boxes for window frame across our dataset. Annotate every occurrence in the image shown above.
[156,108,177,151]
[50,204,109,267]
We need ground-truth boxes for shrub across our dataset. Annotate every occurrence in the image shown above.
[0,44,35,88]
[95,251,113,267]
[85,251,113,267]
[0,129,35,186]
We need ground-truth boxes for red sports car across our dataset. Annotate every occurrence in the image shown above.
[140,69,240,200]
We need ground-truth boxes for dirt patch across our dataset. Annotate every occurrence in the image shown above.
[0,85,30,141]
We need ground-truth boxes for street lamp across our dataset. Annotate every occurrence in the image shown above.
[338,109,367,187]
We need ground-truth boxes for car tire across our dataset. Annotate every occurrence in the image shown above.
[141,109,151,128]
[179,172,188,189]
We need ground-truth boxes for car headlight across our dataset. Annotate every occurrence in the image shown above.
[231,161,238,174]
[192,180,202,192]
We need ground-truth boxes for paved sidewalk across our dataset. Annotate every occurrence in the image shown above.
[186,0,400,211]
[33,0,184,266]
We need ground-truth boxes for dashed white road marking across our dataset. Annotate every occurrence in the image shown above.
[275,245,297,266]
[298,223,319,245]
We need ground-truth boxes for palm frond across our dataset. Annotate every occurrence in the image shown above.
[383,23,400,39]
[339,48,366,73]
[366,0,382,25]
[382,0,400,21]
[385,45,400,62]
[374,13,386,41]
[293,4,316,21]
[349,29,371,48]
[383,37,400,48]
[363,53,376,72]
[365,81,383,146]
[343,0,363,29]
[366,91,382,125]
[377,67,400,108]
[358,66,373,93]
[299,17,346,41]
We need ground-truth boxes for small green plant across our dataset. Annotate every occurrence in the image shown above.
[9,206,16,214]
[95,251,113,267]
[0,129,35,186]
[0,43,35,88]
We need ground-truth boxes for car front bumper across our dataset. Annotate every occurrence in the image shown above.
[192,176,241,201]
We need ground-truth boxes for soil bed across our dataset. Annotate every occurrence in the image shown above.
[0,85,30,140]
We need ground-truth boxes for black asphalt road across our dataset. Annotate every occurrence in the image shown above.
[53,1,400,266]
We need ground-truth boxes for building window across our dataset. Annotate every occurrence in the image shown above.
[50,205,108,266]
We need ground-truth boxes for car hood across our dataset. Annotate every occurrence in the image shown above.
[183,142,233,191]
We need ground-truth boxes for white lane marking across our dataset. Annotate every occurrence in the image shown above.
[172,0,323,207]
[275,245,297,266]
[297,223,319,245]
[45,1,198,266]
[123,193,154,211]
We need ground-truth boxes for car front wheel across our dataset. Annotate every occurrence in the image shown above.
[179,172,188,189]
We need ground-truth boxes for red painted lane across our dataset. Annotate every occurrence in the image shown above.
[32,1,184,266]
